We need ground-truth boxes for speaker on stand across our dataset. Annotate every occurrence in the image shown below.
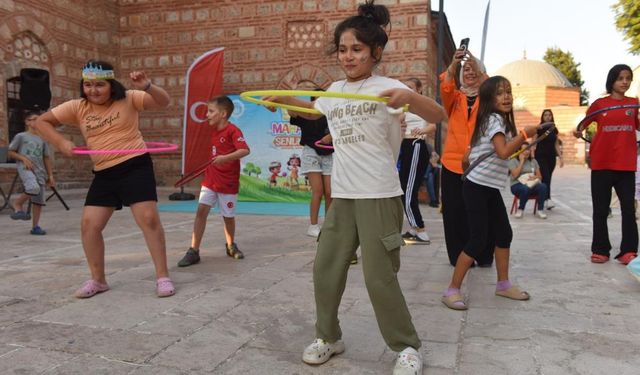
[19,68,51,111]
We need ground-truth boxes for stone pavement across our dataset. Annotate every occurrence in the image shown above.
[0,165,638,375]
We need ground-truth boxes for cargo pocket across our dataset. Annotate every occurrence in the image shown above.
[380,232,403,273]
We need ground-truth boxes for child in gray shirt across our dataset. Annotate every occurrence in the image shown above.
[8,111,54,235]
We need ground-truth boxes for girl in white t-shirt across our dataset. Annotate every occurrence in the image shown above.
[266,1,445,373]
[442,76,538,311]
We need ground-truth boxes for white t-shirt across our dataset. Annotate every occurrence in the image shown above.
[466,113,511,190]
[404,112,426,139]
[315,75,407,198]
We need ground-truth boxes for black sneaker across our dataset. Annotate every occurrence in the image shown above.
[404,232,431,245]
[401,231,417,240]
[178,248,200,267]
[226,243,244,259]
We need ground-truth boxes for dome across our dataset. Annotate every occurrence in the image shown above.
[494,58,573,88]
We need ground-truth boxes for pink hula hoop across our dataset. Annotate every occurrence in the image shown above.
[314,140,334,150]
[72,141,178,155]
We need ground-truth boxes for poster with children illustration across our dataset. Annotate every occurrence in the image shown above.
[228,94,311,202]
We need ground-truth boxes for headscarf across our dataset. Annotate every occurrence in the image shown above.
[459,56,487,97]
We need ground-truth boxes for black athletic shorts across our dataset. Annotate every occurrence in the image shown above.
[85,153,157,210]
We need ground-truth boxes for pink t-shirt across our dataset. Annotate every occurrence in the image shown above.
[51,90,147,171]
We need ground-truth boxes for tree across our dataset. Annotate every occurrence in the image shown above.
[255,166,261,178]
[243,162,256,176]
[612,0,640,55]
[543,47,589,105]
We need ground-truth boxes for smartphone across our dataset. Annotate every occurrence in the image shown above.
[460,38,470,51]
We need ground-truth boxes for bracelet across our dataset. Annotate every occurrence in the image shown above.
[519,129,528,140]
[143,81,152,91]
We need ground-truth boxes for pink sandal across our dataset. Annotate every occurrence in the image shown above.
[74,280,109,298]
[156,277,175,297]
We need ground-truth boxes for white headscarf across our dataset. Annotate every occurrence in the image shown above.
[459,57,487,97]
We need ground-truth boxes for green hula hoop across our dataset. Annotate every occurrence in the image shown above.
[240,90,406,115]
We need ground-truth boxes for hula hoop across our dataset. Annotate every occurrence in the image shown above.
[575,104,640,143]
[314,140,334,150]
[72,141,178,155]
[510,122,555,159]
[174,157,215,188]
[240,90,407,115]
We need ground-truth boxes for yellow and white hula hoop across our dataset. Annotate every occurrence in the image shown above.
[240,90,407,115]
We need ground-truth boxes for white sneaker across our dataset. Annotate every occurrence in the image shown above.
[514,209,524,218]
[302,338,345,365]
[393,347,423,375]
[546,199,555,209]
[536,210,547,219]
[307,224,321,238]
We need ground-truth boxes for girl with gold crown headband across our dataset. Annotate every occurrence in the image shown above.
[34,60,176,299]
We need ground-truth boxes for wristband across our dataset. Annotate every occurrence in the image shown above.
[143,81,152,91]
[519,129,528,140]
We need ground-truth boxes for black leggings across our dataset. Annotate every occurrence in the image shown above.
[441,166,495,266]
[536,155,556,199]
[462,180,513,260]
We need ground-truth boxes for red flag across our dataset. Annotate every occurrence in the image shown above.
[181,47,225,175]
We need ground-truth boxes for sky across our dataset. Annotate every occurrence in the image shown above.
[434,0,639,103]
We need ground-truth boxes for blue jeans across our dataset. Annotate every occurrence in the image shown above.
[424,164,437,204]
[510,182,548,210]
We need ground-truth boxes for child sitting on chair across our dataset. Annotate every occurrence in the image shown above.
[9,110,54,235]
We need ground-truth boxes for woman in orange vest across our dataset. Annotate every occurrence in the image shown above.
[439,48,493,266]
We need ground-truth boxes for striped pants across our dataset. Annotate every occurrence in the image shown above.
[398,138,428,229]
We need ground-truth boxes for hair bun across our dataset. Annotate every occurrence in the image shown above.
[357,0,390,27]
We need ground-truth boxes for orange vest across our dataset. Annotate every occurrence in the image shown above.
[439,71,480,174]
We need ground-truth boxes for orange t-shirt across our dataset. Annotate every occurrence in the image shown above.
[51,90,147,171]
[439,72,480,174]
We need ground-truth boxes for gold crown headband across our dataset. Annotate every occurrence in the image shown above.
[82,63,115,80]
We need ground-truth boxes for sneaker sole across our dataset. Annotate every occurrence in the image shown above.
[178,259,200,267]
[404,239,431,245]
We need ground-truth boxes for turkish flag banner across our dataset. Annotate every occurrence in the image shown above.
[181,47,225,175]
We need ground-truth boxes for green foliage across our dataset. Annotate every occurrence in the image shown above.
[242,162,256,176]
[543,47,589,105]
[612,0,640,55]
[238,174,310,203]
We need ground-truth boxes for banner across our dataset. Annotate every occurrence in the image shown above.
[181,47,225,175]
[228,95,312,202]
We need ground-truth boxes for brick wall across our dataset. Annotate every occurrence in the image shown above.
[2,0,446,187]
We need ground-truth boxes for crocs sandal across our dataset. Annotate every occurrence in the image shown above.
[495,286,530,301]
[74,280,110,298]
[156,277,175,297]
[441,293,468,310]
[591,254,610,264]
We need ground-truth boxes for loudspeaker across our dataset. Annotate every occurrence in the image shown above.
[19,68,51,111]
